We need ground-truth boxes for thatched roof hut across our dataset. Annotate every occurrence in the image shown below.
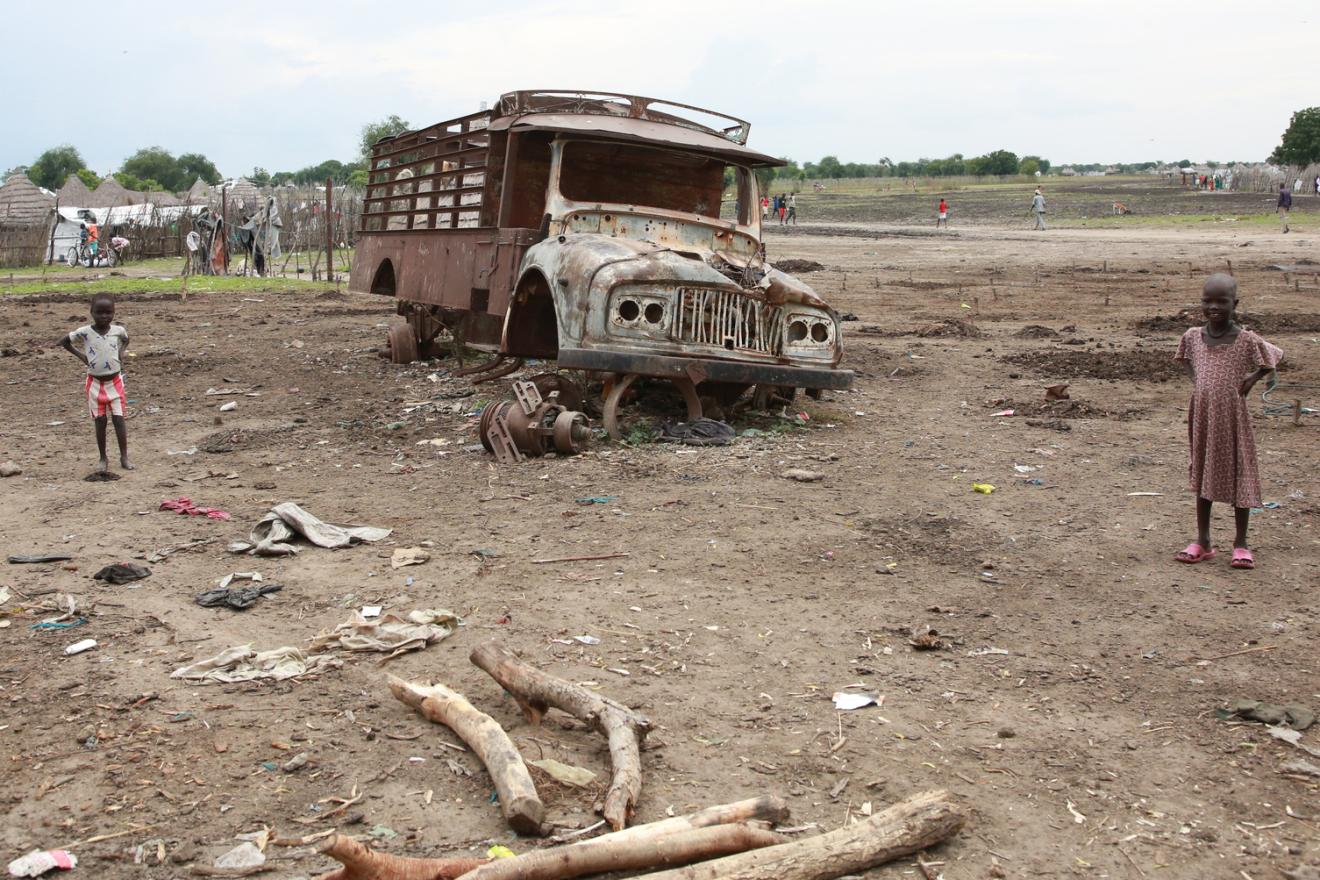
[57,174,95,207]
[0,172,56,226]
[221,178,263,214]
[89,177,136,208]
[142,190,183,207]
[186,178,213,204]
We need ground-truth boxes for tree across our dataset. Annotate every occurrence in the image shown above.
[1177,159,1192,168]
[347,169,369,188]
[178,152,222,186]
[121,147,184,191]
[114,171,162,191]
[249,167,272,187]
[27,144,86,191]
[1018,158,1040,177]
[1269,107,1320,166]
[75,168,101,189]
[979,149,1020,176]
[1019,155,1050,175]
[360,115,412,160]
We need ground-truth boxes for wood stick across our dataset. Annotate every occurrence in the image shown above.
[315,834,485,880]
[470,641,651,830]
[389,675,545,836]
[595,797,789,846]
[460,823,783,880]
[532,553,630,565]
[1196,645,1276,662]
[626,789,964,880]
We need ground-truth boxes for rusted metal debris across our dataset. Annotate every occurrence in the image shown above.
[479,380,590,463]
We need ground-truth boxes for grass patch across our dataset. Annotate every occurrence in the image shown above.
[0,274,331,296]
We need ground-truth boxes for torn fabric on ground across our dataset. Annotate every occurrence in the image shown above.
[228,502,391,556]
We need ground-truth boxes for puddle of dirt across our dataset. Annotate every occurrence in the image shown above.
[913,319,983,338]
[1014,325,1060,338]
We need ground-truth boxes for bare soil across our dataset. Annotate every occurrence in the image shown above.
[2,186,1318,878]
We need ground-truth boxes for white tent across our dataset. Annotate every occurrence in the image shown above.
[50,206,99,263]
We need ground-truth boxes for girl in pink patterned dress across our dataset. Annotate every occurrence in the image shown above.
[1174,274,1283,569]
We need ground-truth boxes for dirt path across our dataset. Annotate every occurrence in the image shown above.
[0,219,1317,878]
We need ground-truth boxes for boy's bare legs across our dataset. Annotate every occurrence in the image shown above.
[94,416,109,473]
[111,415,132,469]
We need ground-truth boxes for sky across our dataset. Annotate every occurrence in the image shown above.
[4,0,1318,182]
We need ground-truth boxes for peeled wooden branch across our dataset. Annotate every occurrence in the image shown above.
[314,835,485,880]
[470,641,652,830]
[459,822,783,880]
[596,796,789,847]
[389,674,545,835]
[627,789,964,880]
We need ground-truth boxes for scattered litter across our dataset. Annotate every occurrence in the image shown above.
[214,842,265,870]
[93,562,151,584]
[64,639,97,656]
[470,548,500,560]
[1126,492,1163,497]
[529,758,597,787]
[195,582,283,610]
[1013,465,1038,473]
[361,605,383,618]
[908,625,948,650]
[575,496,618,505]
[1267,726,1320,758]
[218,401,238,412]
[7,850,77,877]
[160,497,231,520]
[391,547,431,569]
[574,635,601,645]
[1281,759,1320,778]
[30,619,86,632]
[370,825,398,840]
[781,469,824,483]
[311,609,461,654]
[487,845,517,860]
[658,418,736,446]
[1262,500,1282,509]
[0,461,21,478]
[832,692,883,711]
[968,647,1010,656]
[167,447,198,456]
[971,483,995,494]
[1044,383,1070,401]
[989,408,1015,417]
[282,752,310,772]
[8,554,73,565]
[1216,699,1314,731]
[228,502,391,557]
[171,644,342,684]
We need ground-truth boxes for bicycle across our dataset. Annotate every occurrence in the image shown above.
[65,238,123,268]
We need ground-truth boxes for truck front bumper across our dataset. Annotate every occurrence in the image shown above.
[556,348,853,390]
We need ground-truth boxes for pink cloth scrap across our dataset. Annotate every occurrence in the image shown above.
[160,497,231,521]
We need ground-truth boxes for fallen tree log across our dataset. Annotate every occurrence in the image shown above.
[389,674,545,835]
[459,822,783,880]
[314,834,486,880]
[626,789,964,880]
[470,641,651,830]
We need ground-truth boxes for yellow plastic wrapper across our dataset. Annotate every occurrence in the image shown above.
[971,483,995,494]
[487,845,517,860]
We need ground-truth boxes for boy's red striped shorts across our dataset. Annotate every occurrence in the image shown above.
[85,374,126,418]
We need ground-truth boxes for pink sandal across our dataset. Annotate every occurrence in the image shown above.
[1230,547,1255,569]
[1176,543,1216,564]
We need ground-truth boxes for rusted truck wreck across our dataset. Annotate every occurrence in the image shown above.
[350,90,852,438]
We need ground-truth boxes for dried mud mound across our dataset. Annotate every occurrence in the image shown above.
[199,426,298,454]
[1014,325,1060,338]
[1003,348,1182,382]
[854,513,990,566]
[913,319,983,338]
[1135,310,1320,334]
[987,398,1145,420]
[773,258,825,274]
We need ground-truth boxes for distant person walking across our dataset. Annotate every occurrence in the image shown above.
[1030,188,1047,230]
[778,194,787,225]
[936,198,948,229]
[761,194,770,220]
[1278,184,1292,233]
[786,193,797,225]
[1314,174,1320,196]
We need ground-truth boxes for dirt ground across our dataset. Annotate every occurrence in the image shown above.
[2,191,1318,879]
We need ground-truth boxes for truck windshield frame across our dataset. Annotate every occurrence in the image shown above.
[552,139,758,232]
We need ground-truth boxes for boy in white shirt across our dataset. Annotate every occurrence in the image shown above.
[58,293,133,473]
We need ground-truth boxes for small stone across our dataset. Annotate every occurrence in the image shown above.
[781,468,824,483]
[0,461,21,477]
[997,727,1016,739]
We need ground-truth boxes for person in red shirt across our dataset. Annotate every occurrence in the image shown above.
[936,198,949,229]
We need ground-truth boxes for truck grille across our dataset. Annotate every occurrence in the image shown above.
[674,288,783,356]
